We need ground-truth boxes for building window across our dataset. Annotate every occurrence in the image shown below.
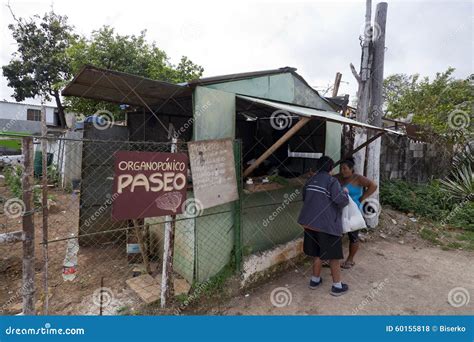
[27,109,42,121]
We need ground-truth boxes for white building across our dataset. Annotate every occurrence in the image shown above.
[0,100,61,134]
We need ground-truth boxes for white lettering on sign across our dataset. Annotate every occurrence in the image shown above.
[117,172,187,194]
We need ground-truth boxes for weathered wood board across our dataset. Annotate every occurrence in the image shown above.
[188,138,239,209]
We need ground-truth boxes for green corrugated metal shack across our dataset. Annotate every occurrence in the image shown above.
[62,65,352,284]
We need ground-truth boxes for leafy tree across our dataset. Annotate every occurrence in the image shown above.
[66,27,204,117]
[2,9,77,127]
[383,68,473,141]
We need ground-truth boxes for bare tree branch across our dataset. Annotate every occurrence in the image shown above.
[350,63,362,85]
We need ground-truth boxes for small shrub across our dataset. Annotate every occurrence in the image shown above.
[4,164,42,206]
[380,180,450,220]
[448,201,474,231]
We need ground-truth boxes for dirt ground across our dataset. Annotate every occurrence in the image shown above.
[207,209,474,315]
[0,186,143,315]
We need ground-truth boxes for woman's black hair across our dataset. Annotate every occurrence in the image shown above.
[341,157,355,170]
[317,156,335,173]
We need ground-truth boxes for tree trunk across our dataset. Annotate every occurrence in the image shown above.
[366,2,388,228]
[53,90,67,128]
[352,0,373,176]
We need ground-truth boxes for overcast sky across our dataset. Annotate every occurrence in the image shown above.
[0,0,472,106]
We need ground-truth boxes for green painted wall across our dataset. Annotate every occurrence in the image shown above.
[195,202,234,282]
[325,122,342,172]
[206,73,294,104]
[241,186,303,255]
[192,86,237,282]
[193,86,235,140]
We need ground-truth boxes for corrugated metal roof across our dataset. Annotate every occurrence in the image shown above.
[62,65,192,107]
[186,67,297,86]
[237,95,403,135]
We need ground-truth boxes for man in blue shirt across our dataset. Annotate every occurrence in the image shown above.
[298,156,350,296]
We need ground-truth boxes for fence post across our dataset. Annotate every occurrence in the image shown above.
[22,136,36,315]
[233,140,242,271]
[41,106,49,314]
[160,137,178,308]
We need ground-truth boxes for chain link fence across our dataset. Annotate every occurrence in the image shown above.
[0,131,309,315]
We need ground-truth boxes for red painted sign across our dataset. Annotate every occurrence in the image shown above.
[112,151,188,220]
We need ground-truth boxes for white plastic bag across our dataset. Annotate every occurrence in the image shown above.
[342,196,367,233]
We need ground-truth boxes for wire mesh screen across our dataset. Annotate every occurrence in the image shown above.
[0,136,26,315]
[0,132,308,315]
[0,133,242,315]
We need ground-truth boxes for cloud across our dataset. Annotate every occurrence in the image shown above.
[0,0,472,104]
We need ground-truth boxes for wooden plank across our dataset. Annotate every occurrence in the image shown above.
[243,116,311,177]
[0,231,23,244]
[41,106,49,314]
[22,136,36,315]
[188,138,239,209]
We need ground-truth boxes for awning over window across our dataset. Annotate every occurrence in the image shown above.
[237,95,403,135]
[62,65,192,108]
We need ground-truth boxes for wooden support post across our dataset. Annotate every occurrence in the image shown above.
[366,2,388,228]
[22,136,36,315]
[161,137,178,308]
[40,106,49,314]
[243,116,311,178]
[332,72,342,97]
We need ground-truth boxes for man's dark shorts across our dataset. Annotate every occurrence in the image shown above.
[348,230,359,243]
[303,229,343,260]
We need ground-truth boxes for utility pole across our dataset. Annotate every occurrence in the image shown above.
[350,0,373,175]
[332,72,342,97]
[366,2,388,227]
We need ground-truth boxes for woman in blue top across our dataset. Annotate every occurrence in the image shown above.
[335,157,377,269]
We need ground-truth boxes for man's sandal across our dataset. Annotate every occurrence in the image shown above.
[341,261,355,269]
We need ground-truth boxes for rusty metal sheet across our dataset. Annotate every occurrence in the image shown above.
[188,138,238,209]
[62,65,192,107]
[112,151,188,220]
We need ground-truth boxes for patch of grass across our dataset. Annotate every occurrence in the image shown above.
[419,227,441,244]
[117,305,131,315]
[455,230,474,251]
[446,241,462,249]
